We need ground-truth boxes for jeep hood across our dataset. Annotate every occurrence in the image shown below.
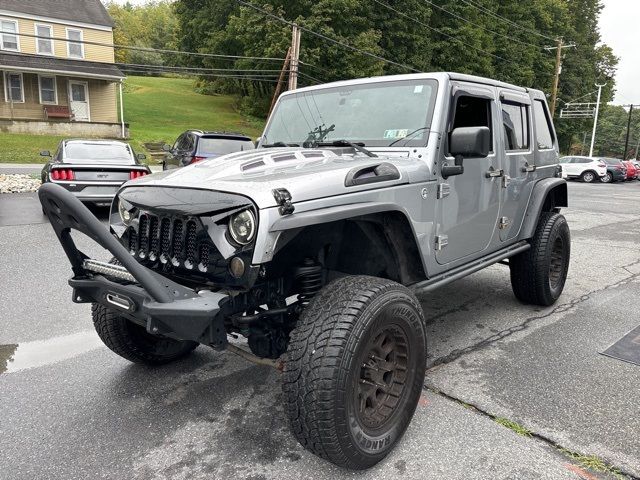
[133,148,428,209]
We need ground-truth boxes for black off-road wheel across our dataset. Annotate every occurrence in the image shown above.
[282,276,427,469]
[92,303,198,365]
[509,212,570,306]
[91,257,198,365]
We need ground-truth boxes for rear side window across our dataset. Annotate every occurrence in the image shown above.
[533,100,554,149]
[197,137,255,155]
[501,102,529,151]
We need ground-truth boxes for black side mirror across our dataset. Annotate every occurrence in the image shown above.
[40,150,51,157]
[442,126,491,178]
[137,153,147,160]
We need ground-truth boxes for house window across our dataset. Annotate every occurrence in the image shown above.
[1,19,19,51]
[4,72,24,103]
[38,75,57,104]
[66,28,84,59]
[35,24,54,55]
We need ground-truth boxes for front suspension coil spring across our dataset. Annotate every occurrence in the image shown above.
[295,258,323,306]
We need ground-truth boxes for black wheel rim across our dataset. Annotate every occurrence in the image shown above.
[356,325,409,432]
[549,236,566,290]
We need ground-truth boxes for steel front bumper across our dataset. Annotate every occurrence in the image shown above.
[38,183,229,349]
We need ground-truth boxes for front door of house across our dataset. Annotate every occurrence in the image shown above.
[69,81,89,121]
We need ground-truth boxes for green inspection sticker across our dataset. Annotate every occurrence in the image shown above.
[383,129,409,139]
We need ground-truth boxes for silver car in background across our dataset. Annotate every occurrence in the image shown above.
[40,139,150,206]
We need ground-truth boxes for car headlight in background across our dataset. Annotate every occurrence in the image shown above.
[118,198,138,225]
[228,209,256,245]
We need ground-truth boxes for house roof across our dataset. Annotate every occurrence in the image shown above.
[0,52,124,80]
[0,0,115,28]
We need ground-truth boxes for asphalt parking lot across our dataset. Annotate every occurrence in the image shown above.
[1,181,639,480]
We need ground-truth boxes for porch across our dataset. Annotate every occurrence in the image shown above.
[0,52,126,138]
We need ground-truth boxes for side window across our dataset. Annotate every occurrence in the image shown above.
[533,100,554,149]
[501,102,529,151]
[450,95,493,153]
[173,134,185,151]
[184,134,195,152]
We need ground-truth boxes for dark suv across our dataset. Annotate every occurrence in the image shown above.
[599,157,627,183]
[163,130,255,170]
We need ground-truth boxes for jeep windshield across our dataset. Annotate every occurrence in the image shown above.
[262,79,438,148]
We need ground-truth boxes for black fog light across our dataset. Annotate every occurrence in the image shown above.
[229,257,245,278]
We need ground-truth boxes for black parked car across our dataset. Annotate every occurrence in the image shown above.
[40,139,150,206]
[162,130,255,170]
[599,157,627,183]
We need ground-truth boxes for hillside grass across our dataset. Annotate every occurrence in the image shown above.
[0,76,265,164]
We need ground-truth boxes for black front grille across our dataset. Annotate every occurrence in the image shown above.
[127,213,218,273]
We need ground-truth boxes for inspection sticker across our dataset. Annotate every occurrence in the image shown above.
[384,129,409,139]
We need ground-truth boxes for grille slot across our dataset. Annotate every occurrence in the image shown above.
[170,220,184,266]
[138,215,149,259]
[148,216,159,261]
[185,221,197,269]
[159,218,171,263]
[128,229,138,254]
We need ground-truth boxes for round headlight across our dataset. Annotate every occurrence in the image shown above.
[118,198,137,225]
[228,209,256,245]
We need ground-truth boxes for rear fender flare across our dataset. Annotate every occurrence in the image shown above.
[519,178,568,241]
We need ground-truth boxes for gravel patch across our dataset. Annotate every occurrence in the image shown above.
[0,174,41,194]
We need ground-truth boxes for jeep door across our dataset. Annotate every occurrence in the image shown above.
[496,90,535,241]
[434,83,501,265]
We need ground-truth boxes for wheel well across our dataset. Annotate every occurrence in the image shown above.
[268,211,426,287]
[541,183,568,212]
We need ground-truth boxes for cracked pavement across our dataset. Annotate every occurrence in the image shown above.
[1,181,639,479]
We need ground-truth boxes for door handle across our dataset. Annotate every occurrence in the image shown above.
[485,168,504,178]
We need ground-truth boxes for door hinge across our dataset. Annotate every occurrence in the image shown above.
[435,235,449,250]
[522,162,536,173]
[502,174,511,188]
[498,217,511,230]
[437,183,450,199]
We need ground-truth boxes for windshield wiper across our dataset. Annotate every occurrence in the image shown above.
[388,127,430,147]
[262,141,300,148]
[315,140,377,158]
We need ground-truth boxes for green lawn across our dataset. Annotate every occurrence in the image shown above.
[0,76,265,164]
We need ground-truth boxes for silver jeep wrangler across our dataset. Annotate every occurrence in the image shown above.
[40,72,570,469]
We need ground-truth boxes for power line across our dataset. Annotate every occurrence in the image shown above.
[0,29,287,62]
[117,62,287,74]
[420,0,544,50]
[234,0,421,73]
[371,0,515,66]
[457,0,557,42]
[119,69,282,83]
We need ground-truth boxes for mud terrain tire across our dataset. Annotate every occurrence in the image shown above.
[510,212,570,306]
[92,303,198,365]
[282,275,427,469]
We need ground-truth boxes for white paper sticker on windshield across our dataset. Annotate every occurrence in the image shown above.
[413,85,423,93]
[384,129,409,139]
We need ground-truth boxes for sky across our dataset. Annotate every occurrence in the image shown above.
[108,0,636,104]
[599,0,638,104]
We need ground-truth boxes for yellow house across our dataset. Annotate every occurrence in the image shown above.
[0,0,126,137]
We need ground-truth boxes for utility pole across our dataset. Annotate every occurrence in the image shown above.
[268,48,291,116]
[623,104,634,159]
[589,83,606,157]
[288,23,301,91]
[547,38,576,117]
